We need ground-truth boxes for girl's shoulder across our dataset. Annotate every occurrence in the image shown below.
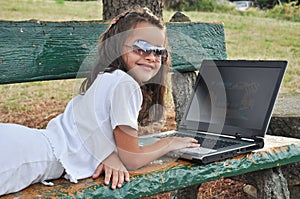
[98,69,139,87]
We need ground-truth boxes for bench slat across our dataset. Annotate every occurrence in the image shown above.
[166,22,227,72]
[0,21,226,84]
[3,135,300,199]
[0,20,109,84]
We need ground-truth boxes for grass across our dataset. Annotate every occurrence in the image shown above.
[166,11,300,93]
[0,0,299,125]
[1,0,299,93]
[0,0,103,21]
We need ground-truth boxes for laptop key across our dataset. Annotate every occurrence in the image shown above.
[155,132,238,149]
[195,136,238,149]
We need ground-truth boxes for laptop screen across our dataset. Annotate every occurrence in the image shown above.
[181,60,287,139]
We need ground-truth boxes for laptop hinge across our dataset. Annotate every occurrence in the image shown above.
[254,136,264,143]
[235,133,242,140]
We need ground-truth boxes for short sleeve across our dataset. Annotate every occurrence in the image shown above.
[110,76,142,131]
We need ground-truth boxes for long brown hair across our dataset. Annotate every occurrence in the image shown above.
[80,7,170,124]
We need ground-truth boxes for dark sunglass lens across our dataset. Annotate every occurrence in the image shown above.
[154,49,161,55]
[133,48,146,56]
[130,43,167,60]
[144,49,153,56]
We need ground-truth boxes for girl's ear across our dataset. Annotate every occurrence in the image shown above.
[121,53,127,68]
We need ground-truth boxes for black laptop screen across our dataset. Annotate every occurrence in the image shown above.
[183,60,286,138]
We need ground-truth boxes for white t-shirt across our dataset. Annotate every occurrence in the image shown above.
[43,70,142,182]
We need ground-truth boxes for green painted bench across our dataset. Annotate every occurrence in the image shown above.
[1,20,300,199]
[0,20,225,84]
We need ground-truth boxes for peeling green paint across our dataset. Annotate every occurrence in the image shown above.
[4,136,300,199]
[0,21,226,84]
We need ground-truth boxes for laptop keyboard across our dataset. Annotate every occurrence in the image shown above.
[195,136,238,149]
[170,132,239,149]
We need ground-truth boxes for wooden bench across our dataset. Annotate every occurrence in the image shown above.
[1,20,300,199]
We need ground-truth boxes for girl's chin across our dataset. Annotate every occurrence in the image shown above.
[134,74,153,83]
[127,66,160,83]
[130,71,155,82]
[139,64,154,72]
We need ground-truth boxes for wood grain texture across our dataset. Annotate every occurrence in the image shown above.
[2,135,300,199]
[0,21,226,84]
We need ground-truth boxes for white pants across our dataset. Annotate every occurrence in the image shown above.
[0,123,64,196]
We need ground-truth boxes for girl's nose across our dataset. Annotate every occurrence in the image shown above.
[145,52,157,62]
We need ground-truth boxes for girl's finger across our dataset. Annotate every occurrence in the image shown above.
[104,167,112,185]
[124,170,130,182]
[111,169,119,190]
[93,164,104,179]
[192,138,198,143]
[190,143,200,147]
[117,170,124,188]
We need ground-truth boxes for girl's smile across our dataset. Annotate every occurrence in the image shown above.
[137,62,155,71]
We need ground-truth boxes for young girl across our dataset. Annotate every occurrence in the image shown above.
[0,7,199,196]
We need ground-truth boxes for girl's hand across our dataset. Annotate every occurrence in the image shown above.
[92,152,130,190]
[164,137,200,151]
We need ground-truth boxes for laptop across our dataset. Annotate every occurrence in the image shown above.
[139,60,288,164]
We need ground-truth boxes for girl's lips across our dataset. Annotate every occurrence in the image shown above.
[137,63,154,70]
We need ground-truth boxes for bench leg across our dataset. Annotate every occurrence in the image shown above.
[281,162,300,199]
[169,184,200,199]
[232,167,290,199]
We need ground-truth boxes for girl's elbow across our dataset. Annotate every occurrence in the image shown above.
[123,159,142,171]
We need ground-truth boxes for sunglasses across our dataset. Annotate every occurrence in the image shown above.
[124,40,168,61]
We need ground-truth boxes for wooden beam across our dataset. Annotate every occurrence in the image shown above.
[0,20,226,84]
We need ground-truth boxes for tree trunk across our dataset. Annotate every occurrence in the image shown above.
[102,0,163,20]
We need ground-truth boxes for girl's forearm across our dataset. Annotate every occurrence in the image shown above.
[117,137,173,170]
[114,125,198,170]
[114,125,175,170]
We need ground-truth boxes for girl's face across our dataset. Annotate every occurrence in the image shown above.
[122,22,166,83]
